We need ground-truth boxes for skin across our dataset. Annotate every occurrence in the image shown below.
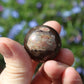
[0,21,83,84]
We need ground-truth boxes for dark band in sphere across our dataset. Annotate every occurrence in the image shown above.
[24,25,61,62]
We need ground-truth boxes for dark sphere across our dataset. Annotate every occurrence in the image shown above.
[24,25,61,62]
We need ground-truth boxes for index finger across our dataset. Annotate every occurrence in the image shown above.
[43,20,61,34]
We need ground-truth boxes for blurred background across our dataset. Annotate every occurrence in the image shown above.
[0,0,84,82]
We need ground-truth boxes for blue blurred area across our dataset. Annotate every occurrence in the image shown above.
[0,0,84,82]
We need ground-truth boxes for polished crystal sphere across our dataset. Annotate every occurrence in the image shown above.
[24,25,61,62]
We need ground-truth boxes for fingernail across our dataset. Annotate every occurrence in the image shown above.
[57,61,69,67]
[0,43,13,57]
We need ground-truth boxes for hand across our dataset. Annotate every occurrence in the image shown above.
[0,21,83,84]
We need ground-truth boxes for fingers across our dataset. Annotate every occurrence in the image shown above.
[32,48,74,84]
[55,48,74,66]
[31,60,69,84]
[62,67,83,84]
[32,62,83,84]
[33,48,74,74]
[0,37,33,84]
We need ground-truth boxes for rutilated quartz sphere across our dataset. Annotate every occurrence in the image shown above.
[24,25,61,62]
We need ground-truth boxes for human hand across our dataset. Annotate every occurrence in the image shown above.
[0,21,83,84]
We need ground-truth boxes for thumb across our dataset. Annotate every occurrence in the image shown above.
[0,37,33,84]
